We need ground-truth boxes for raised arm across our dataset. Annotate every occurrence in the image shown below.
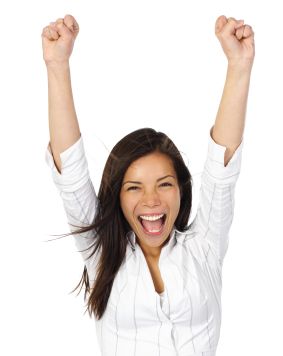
[42,16,100,282]
[190,16,255,266]
[42,14,81,174]
[213,15,255,166]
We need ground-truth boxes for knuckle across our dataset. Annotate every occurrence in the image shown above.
[64,14,73,21]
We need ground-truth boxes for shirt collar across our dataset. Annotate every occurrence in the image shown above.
[126,225,187,251]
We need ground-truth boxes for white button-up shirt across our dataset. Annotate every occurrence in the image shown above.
[45,126,244,356]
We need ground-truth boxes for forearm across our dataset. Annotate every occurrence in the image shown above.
[212,62,253,165]
[46,62,81,173]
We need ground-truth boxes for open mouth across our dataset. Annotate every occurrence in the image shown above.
[137,214,167,235]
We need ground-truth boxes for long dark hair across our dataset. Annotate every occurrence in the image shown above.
[54,128,193,320]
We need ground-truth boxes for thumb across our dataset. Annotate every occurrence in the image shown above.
[215,15,228,35]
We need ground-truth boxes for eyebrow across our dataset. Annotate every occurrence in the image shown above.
[122,175,176,186]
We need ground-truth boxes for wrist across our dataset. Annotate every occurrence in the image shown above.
[46,60,70,72]
[227,58,254,73]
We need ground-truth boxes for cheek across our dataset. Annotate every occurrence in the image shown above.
[168,189,181,213]
[120,194,137,218]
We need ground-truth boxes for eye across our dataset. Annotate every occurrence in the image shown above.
[127,186,139,191]
[160,182,172,187]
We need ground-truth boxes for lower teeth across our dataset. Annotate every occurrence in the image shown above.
[145,223,164,233]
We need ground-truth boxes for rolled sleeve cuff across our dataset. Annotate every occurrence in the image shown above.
[204,125,244,185]
[45,135,90,193]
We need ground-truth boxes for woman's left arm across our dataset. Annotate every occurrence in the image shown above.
[212,15,255,167]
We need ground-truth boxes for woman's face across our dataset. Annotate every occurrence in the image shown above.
[120,151,181,259]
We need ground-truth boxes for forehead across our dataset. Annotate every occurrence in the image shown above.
[123,152,175,179]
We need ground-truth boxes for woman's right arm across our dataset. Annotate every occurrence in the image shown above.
[42,15,81,174]
[46,63,80,174]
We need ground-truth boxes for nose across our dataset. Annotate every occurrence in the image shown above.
[141,189,161,207]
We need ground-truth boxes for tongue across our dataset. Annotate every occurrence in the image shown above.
[141,218,163,232]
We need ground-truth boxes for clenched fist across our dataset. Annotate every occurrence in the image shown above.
[215,15,255,66]
[41,14,80,65]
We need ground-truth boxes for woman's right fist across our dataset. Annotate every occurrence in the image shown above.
[41,14,79,65]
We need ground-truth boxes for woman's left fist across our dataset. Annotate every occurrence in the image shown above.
[215,15,255,66]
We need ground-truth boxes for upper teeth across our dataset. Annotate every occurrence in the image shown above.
[139,214,164,221]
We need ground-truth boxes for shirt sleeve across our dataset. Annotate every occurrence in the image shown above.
[190,125,244,267]
[45,135,100,283]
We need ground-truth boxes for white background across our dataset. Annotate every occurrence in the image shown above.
[0,0,282,355]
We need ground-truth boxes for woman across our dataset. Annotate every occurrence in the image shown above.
[42,14,254,356]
